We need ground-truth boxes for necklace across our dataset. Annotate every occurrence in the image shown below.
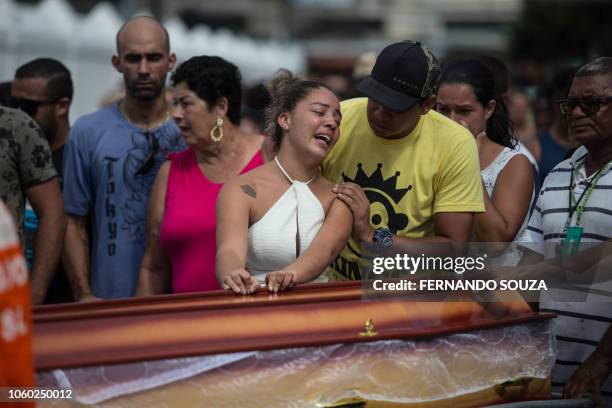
[274,156,316,184]
[119,100,171,130]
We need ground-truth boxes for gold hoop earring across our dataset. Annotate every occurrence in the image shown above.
[210,117,224,142]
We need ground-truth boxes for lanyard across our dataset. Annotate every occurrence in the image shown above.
[564,162,610,230]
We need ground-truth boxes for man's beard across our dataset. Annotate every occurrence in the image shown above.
[127,78,165,101]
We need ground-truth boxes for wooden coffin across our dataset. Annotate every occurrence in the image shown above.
[32,281,556,407]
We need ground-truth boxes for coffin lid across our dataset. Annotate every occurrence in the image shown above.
[33,281,555,371]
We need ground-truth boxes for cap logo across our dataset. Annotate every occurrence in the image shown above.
[392,76,419,90]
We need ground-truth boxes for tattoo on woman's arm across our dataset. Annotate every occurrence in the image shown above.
[241,184,256,198]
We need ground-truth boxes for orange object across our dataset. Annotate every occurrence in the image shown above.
[0,205,34,408]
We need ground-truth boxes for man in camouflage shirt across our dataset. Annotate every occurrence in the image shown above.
[0,107,65,304]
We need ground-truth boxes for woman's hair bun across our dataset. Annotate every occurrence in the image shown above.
[267,69,300,99]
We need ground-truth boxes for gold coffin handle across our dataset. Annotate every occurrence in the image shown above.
[359,318,377,337]
[494,377,533,398]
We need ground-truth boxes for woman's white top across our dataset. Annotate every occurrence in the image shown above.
[246,157,325,282]
[480,146,535,266]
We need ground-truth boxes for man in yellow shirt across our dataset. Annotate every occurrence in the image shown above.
[321,41,484,280]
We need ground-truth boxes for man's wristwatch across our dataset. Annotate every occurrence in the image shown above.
[372,227,393,248]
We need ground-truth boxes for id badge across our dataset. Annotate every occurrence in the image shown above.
[562,226,583,258]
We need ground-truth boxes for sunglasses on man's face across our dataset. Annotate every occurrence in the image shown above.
[8,96,59,117]
[557,96,612,117]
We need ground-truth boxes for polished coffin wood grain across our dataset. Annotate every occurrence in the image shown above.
[32,281,555,371]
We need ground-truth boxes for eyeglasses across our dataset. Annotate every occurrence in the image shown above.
[8,96,59,117]
[136,132,160,175]
[557,96,612,116]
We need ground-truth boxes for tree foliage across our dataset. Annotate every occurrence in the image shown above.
[510,0,612,63]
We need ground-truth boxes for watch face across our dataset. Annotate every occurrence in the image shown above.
[374,228,393,248]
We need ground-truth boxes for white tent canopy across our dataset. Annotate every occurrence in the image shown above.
[0,0,306,120]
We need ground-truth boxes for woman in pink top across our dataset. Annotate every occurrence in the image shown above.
[136,56,266,294]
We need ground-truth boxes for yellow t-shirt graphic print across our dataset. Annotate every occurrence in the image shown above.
[345,162,411,234]
[321,98,484,281]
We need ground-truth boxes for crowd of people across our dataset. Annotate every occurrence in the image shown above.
[1,15,611,406]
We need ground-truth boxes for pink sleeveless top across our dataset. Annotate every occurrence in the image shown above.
[160,147,264,293]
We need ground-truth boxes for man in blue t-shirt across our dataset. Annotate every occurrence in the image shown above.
[63,16,185,300]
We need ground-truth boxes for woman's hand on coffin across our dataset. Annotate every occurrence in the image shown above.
[222,268,260,295]
[265,269,298,293]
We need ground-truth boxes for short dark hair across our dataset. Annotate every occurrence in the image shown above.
[171,56,243,126]
[15,58,73,101]
[116,16,170,54]
[439,59,516,149]
[574,57,612,79]
[265,69,331,147]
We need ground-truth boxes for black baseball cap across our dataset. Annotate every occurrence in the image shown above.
[355,41,441,112]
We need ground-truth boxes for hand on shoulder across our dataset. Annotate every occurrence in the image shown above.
[333,182,372,244]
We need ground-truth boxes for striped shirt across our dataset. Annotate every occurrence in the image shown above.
[519,145,612,401]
